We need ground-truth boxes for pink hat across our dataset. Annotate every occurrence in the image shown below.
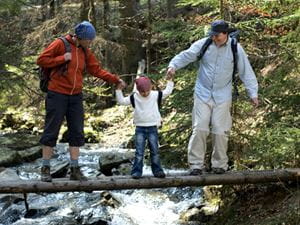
[135,76,152,92]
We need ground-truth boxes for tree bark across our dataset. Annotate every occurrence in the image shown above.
[146,0,152,74]
[166,0,176,18]
[88,0,96,26]
[49,0,55,18]
[80,0,96,24]
[80,0,89,21]
[0,169,298,193]
[220,0,224,20]
[119,0,143,74]
[102,0,110,29]
[41,0,47,21]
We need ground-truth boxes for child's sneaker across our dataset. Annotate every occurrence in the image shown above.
[132,173,142,179]
[154,171,166,178]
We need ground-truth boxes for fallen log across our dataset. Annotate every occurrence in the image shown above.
[0,169,299,193]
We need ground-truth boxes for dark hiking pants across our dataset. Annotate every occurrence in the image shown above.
[39,90,84,147]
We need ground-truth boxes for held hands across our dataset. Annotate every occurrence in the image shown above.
[64,52,72,61]
[116,79,126,90]
[166,67,175,80]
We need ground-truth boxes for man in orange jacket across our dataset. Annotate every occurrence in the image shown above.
[37,21,126,182]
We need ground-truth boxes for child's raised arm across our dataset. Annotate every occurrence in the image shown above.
[115,88,131,106]
[162,79,174,99]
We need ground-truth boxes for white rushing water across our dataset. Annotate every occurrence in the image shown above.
[108,187,202,225]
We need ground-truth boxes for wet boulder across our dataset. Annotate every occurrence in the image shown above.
[0,133,40,150]
[87,219,108,225]
[179,206,212,224]
[0,147,20,166]
[99,191,121,208]
[76,206,110,225]
[0,195,25,213]
[0,207,22,224]
[0,133,41,167]
[18,146,42,162]
[24,206,58,219]
[0,146,42,167]
[98,149,135,176]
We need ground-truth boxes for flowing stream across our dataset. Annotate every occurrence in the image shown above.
[0,144,203,225]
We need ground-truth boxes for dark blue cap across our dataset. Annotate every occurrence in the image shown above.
[75,21,96,40]
[208,20,229,36]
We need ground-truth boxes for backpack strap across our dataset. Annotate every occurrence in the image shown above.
[58,37,71,53]
[81,47,88,72]
[231,38,239,100]
[130,93,135,108]
[157,90,163,109]
[197,37,213,61]
[129,91,163,109]
[57,37,71,75]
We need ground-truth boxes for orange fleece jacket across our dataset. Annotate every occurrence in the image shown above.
[37,35,120,95]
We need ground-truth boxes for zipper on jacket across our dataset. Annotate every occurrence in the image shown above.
[70,47,79,95]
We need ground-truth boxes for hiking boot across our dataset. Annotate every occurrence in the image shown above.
[154,171,166,178]
[189,169,202,176]
[41,166,52,182]
[212,168,226,174]
[70,166,87,181]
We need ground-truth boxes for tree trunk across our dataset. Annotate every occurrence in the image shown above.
[49,0,55,18]
[88,0,96,26]
[0,169,298,193]
[80,0,89,21]
[41,0,64,20]
[80,0,96,24]
[56,0,64,10]
[119,0,143,74]
[103,0,110,29]
[220,0,231,21]
[166,0,176,18]
[41,0,47,21]
[220,0,224,20]
[146,0,152,74]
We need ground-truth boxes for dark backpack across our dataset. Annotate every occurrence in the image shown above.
[38,37,71,92]
[198,29,240,100]
[130,90,163,109]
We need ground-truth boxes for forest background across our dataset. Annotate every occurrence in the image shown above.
[0,0,299,224]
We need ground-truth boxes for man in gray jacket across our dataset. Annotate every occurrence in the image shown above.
[166,20,259,175]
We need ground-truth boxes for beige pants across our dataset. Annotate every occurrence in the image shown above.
[188,97,232,170]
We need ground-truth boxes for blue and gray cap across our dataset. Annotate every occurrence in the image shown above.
[75,21,96,40]
[208,20,229,36]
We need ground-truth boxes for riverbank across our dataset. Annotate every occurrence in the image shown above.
[207,183,299,225]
